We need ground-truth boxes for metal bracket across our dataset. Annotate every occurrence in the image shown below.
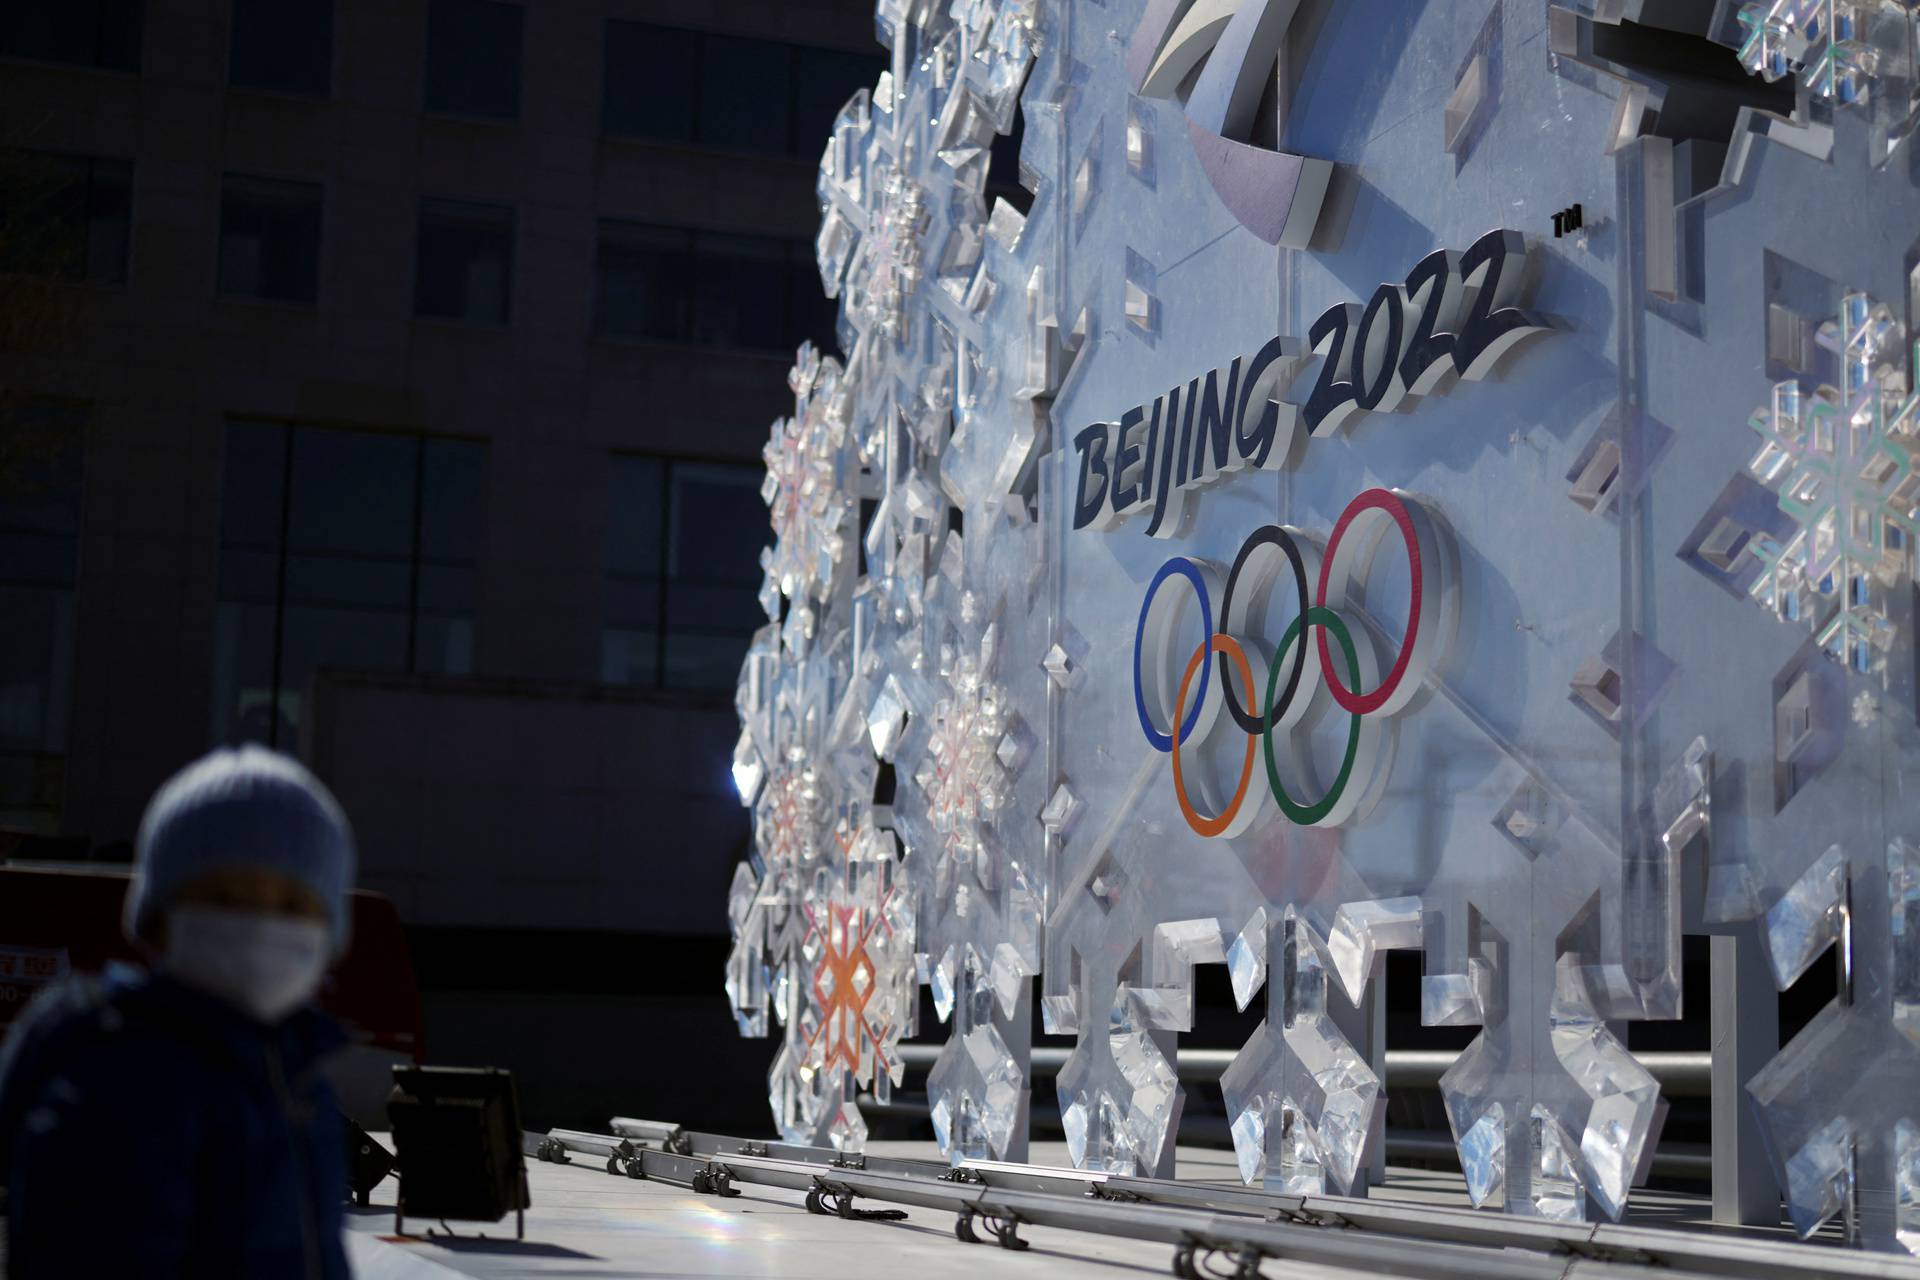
[1172,1241,1267,1279]
[604,1139,641,1177]
[690,1162,741,1198]
[804,1177,910,1222]
[1087,1183,1145,1203]
[939,1166,986,1185]
[829,1153,867,1170]
[738,1141,770,1158]
[955,1209,1028,1250]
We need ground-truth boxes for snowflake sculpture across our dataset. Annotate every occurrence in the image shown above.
[1737,0,1882,104]
[1744,291,1920,676]
[759,344,857,634]
[793,817,917,1150]
[1742,839,1920,1248]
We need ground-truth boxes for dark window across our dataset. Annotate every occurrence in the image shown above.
[690,232,788,351]
[0,401,84,832]
[601,455,665,687]
[792,46,884,155]
[787,242,838,353]
[0,0,143,71]
[602,456,764,692]
[218,174,322,305]
[230,0,333,95]
[698,34,792,153]
[594,220,832,353]
[601,20,696,141]
[415,198,513,326]
[213,421,485,748]
[595,220,692,342]
[599,24,882,157]
[424,0,522,120]
[0,151,131,285]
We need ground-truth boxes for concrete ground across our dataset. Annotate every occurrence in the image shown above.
[345,1139,1804,1279]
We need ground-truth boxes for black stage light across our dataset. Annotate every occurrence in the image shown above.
[388,1065,532,1238]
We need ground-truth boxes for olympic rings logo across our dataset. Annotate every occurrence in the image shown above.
[1132,488,1456,836]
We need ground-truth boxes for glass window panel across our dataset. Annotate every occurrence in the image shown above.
[415,198,512,326]
[284,554,412,610]
[216,548,279,604]
[791,47,883,158]
[604,577,660,630]
[424,0,522,120]
[230,0,333,95]
[0,0,143,71]
[690,232,789,351]
[594,220,692,341]
[698,35,792,153]
[220,420,289,548]
[663,463,762,690]
[286,428,416,556]
[668,462,765,583]
[788,242,840,353]
[664,630,751,692]
[414,615,474,675]
[218,174,322,305]
[605,455,664,577]
[277,606,412,737]
[0,532,81,586]
[420,438,485,561]
[665,580,764,632]
[211,600,280,746]
[600,628,657,687]
[84,157,132,285]
[602,20,696,141]
[0,151,130,285]
[0,587,70,751]
[416,563,476,614]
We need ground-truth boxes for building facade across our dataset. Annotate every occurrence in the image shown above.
[0,0,884,1128]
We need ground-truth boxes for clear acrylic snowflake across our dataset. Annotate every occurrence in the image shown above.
[759,343,857,626]
[1745,291,1920,676]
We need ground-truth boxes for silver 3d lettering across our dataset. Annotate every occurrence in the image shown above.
[1072,229,1550,536]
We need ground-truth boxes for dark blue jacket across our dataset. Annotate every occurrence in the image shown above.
[0,965,350,1279]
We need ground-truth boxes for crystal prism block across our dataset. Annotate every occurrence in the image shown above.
[1459,1105,1506,1208]
[1529,1105,1585,1222]
[1227,908,1268,1011]
[1327,897,1422,1005]
[1764,843,1849,989]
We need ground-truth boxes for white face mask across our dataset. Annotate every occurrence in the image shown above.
[162,905,331,1023]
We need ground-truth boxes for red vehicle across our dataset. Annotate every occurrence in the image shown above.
[0,864,422,1126]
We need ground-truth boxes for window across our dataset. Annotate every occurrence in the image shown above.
[424,0,522,120]
[600,21,882,158]
[0,151,132,285]
[689,233,787,351]
[600,20,695,141]
[218,174,322,305]
[602,457,764,692]
[699,34,792,154]
[415,198,513,326]
[230,0,333,96]
[0,0,143,72]
[593,219,835,353]
[0,401,84,832]
[213,421,485,749]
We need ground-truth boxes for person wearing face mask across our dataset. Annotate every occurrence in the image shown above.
[0,745,356,1279]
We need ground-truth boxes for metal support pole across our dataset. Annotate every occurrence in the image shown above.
[1710,925,1779,1226]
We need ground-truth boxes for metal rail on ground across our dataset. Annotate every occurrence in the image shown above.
[517,1122,1918,1280]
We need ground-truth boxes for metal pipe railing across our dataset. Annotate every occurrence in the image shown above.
[891,1044,1714,1095]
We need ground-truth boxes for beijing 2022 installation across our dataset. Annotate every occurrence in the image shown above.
[717,0,1920,1254]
